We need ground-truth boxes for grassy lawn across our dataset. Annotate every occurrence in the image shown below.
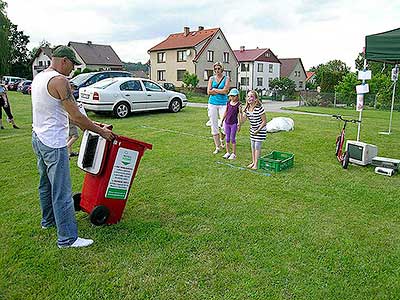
[187,93,208,104]
[1,91,400,299]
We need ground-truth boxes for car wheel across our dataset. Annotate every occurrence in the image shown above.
[72,193,81,211]
[90,205,110,226]
[169,98,181,113]
[113,102,130,118]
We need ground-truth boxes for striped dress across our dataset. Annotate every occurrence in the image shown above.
[245,105,267,141]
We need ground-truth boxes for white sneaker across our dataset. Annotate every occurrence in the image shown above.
[58,237,94,249]
[228,153,236,160]
[222,152,231,159]
[213,147,220,154]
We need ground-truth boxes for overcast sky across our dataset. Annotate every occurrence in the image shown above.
[6,0,400,70]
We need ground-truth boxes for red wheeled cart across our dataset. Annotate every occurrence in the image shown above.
[74,130,152,225]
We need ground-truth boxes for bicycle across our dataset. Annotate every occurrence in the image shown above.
[332,115,360,169]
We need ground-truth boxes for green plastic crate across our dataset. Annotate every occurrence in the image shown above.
[258,151,294,172]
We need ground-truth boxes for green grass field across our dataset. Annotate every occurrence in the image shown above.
[1,92,400,299]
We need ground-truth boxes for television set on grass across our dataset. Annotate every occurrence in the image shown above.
[345,140,378,166]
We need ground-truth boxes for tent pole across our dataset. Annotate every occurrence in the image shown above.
[388,65,397,134]
[357,59,367,141]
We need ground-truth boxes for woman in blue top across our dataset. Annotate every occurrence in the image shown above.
[207,62,230,154]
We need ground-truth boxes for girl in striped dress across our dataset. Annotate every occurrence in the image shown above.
[241,90,267,169]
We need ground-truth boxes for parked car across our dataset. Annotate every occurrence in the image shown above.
[1,76,22,85]
[17,80,32,93]
[26,85,31,95]
[78,77,187,118]
[70,71,132,99]
[7,78,24,91]
[162,82,176,91]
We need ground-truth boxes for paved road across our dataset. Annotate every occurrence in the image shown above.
[187,100,329,117]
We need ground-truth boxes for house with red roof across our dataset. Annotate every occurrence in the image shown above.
[279,58,307,91]
[233,46,281,91]
[148,26,238,88]
[306,71,316,84]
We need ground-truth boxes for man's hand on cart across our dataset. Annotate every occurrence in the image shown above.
[99,126,115,141]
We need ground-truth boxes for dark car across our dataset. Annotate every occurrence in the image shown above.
[17,80,32,93]
[163,82,176,91]
[7,78,24,91]
[70,71,132,99]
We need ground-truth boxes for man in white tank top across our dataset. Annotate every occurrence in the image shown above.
[31,46,114,248]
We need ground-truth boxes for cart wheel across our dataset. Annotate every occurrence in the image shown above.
[90,205,110,226]
[72,193,81,211]
[342,152,350,169]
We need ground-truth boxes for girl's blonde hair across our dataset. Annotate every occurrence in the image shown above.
[244,90,262,111]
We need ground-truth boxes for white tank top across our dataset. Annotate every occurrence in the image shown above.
[31,70,69,148]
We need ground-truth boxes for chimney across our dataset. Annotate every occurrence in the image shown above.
[87,41,92,45]
[240,46,245,52]
[198,26,204,31]
[184,27,190,36]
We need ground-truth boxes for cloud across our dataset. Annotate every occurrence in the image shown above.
[6,0,400,68]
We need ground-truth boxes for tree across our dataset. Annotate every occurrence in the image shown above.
[8,23,30,78]
[269,77,296,98]
[0,0,10,76]
[335,72,359,105]
[182,72,199,90]
[311,60,350,92]
[355,52,391,76]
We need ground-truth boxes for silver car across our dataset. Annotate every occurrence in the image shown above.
[78,77,187,118]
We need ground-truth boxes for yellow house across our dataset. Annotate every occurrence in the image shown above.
[148,26,238,88]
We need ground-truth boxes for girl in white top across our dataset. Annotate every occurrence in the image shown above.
[241,90,267,169]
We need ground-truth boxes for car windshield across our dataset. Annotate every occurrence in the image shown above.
[70,73,93,86]
[92,78,116,89]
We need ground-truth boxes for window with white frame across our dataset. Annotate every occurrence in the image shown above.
[177,50,187,62]
[157,70,165,81]
[223,52,229,63]
[207,50,214,62]
[177,69,186,81]
[299,81,303,88]
[224,70,231,78]
[157,52,166,63]
[257,63,263,72]
[257,77,263,86]
[241,63,249,72]
[240,77,249,86]
[269,64,273,73]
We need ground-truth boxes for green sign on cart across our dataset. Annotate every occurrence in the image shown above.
[105,148,139,199]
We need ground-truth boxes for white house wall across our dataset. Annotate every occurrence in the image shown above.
[32,52,51,78]
[238,61,280,91]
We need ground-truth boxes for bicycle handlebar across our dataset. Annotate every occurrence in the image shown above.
[332,114,361,123]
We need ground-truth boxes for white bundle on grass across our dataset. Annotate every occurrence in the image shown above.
[266,117,294,133]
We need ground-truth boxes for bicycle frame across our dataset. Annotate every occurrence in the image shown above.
[333,115,360,168]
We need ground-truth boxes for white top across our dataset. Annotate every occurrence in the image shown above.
[31,70,69,148]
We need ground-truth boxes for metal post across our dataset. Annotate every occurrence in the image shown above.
[388,64,398,134]
[334,91,336,107]
[357,59,367,141]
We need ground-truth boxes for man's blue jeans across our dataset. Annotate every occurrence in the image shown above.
[32,132,78,246]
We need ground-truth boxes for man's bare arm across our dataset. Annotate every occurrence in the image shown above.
[48,76,114,141]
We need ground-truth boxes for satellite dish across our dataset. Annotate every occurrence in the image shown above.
[186,49,191,56]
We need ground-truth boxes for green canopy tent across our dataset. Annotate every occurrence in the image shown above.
[365,28,400,134]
